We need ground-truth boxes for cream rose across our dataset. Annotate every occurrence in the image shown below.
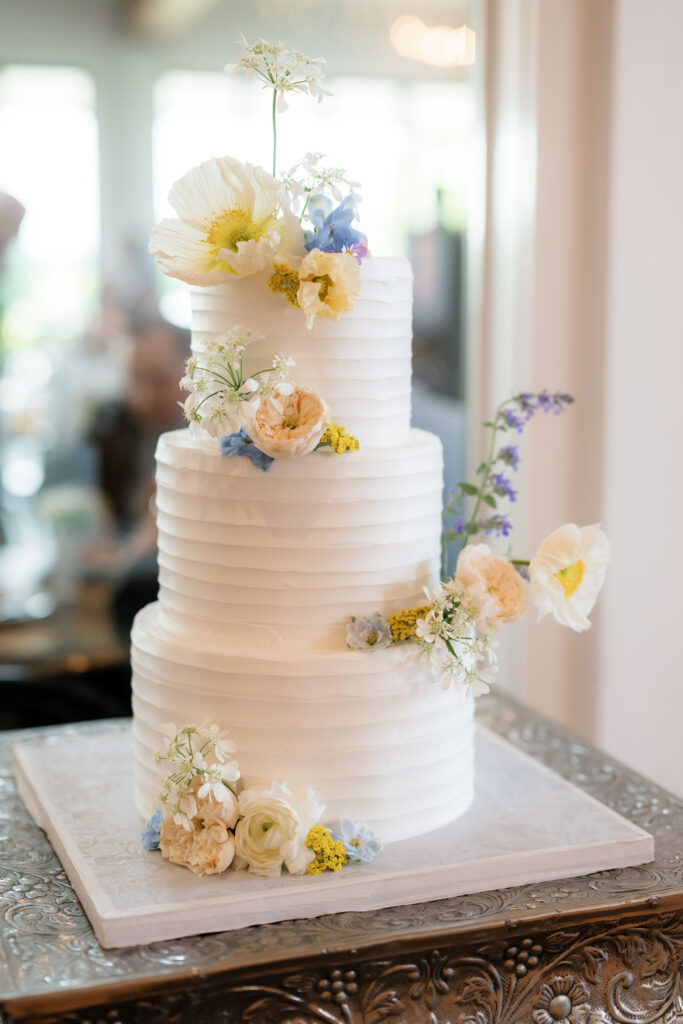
[234,782,323,877]
[297,249,360,329]
[454,543,526,630]
[249,386,327,459]
[159,792,237,876]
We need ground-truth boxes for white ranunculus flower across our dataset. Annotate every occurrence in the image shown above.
[149,155,303,285]
[529,523,610,631]
[234,782,323,877]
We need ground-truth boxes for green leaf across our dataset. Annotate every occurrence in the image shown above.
[483,421,497,428]
[459,482,479,496]
[483,494,497,508]
[476,463,488,474]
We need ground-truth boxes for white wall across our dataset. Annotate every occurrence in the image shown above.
[481,0,683,794]
[596,0,683,791]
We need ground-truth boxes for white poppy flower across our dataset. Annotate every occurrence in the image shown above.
[529,523,610,631]
[149,155,301,285]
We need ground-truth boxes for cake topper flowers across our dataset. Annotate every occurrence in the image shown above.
[149,34,369,330]
[225,35,330,176]
[347,391,611,693]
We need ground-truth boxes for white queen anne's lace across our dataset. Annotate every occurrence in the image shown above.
[226,35,331,111]
[180,326,295,440]
[413,581,497,695]
[156,721,241,831]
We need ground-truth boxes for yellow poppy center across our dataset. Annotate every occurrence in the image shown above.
[312,273,332,302]
[281,415,299,430]
[554,559,584,598]
[205,207,264,274]
[366,630,379,646]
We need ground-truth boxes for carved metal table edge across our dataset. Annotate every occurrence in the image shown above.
[2,690,683,1023]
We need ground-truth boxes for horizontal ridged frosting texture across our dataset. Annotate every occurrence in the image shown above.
[155,427,443,648]
[190,256,412,447]
[132,603,474,845]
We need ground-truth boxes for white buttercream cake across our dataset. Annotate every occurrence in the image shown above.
[131,257,475,845]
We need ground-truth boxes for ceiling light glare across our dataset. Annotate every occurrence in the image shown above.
[390,17,476,68]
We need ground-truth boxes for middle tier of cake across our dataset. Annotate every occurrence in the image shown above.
[156,427,443,649]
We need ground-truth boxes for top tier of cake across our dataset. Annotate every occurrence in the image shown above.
[190,256,412,447]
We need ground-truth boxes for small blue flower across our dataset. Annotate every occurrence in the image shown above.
[219,428,274,471]
[517,392,537,419]
[491,472,517,503]
[478,514,513,538]
[514,563,530,581]
[331,819,382,864]
[496,445,520,471]
[453,514,466,534]
[141,809,162,851]
[304,195,368,258]
[502,409,524,433]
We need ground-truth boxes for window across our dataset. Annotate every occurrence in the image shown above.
[0,65,100,350]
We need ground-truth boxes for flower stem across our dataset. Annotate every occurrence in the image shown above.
[299,192,311,224]
[467,402,503,532]
[272,90,277,177]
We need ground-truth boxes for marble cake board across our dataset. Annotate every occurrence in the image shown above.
[12,722,653,949]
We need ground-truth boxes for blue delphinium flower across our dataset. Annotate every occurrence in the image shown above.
[141,809,162,851]
[491,472,517,503]
[497,445,520,471]
[331,819,382,864]
[514,563,531,581]
[219,428,274,471]
[304,195,368,261]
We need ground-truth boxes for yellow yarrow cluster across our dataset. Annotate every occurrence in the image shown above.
[386,605,432,642]
[305,826,348,875]
[319,422,360,455]
[267,262,301,307]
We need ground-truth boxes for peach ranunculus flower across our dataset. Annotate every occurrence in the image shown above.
[297,249,360,329]
[249,386,328,459]
[454,543,526,631]
[159,792,237,876]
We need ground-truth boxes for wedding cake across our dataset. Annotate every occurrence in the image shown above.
[131,257,476,846]
[135,36,608,879]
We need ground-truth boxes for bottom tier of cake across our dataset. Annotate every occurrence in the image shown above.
[131,603,474,844]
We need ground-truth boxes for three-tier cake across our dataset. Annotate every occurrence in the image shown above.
[131,258,475,846]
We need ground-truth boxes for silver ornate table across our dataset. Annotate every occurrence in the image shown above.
[1,691,682,1024]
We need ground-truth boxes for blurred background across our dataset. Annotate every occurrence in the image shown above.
[0,1,681,795]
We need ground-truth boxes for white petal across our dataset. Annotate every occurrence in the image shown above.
[150,218,228,286]
[218,234,278,276]
[276,91,288,113]
[168,156,241,228]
